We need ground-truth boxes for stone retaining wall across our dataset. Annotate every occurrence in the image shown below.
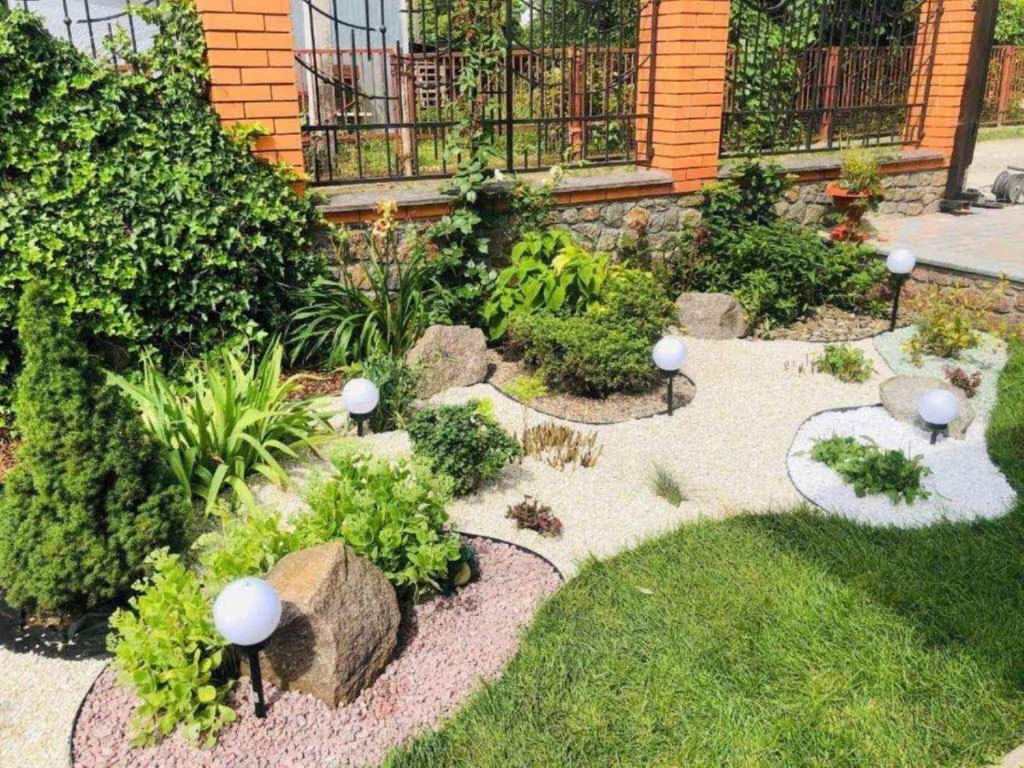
[905,263,1024,329]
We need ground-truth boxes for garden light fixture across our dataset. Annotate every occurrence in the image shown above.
[340,377,379,436]
[918,387,959,444]
[885,248,916,332]
[652,336,687,416]
[213,578,282,719]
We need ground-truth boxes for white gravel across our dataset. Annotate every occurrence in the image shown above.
[788,406,1017,528]
[873,326,1008,416]
[259,336,894,577]
[0,649,104,768]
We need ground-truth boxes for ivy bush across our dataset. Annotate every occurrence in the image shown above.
[0,284,191,617]
[0,3,327,421]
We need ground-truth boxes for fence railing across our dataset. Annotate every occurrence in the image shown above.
[982,45,1024,127]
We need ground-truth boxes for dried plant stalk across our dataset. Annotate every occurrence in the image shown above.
[521,422,602,470]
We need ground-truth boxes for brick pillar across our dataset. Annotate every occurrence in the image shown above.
[197,0,305,173]
[906,0,975,159]
[636,0,730,193]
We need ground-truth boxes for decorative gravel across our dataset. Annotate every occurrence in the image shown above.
[788,405,1017,528]
[759,305,899,342]
[874,326,1008,416]
[71,537,560,768]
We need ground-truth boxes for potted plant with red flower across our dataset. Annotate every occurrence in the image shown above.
[827,150,884,242]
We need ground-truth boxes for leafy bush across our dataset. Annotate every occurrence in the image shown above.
[341,350,418,432]
[837,150,884,196]
[193,507,301,594]
[289,202,433,367]
[904,284,982,363]
[482,230,609,339]
[0,5,326,417]
[407,403,522,495]
[812,343,875,383]
[506,496,562,537]
[811,436,931,504]
[0,285,191,616]
[110,341,331,516]
[108,550,232,746]
[669,161,886,329]
[996,0,1024,45]
[297,446,464,595]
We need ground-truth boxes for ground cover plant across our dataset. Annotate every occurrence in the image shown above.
[812,343,874,383]
[0,285,191,617]
[506,496,563,537]
[810,436,931,504]
[667,161,886,331]
[946,366,983,398]
[0,4,326,420]
[386,343,1024,766]
[111,341,332,516]
[408,402,522,495]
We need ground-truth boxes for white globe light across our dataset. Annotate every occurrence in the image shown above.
[886,248,916,275]
[213,578,282,647]
[340,377,379,416]
[918,387,959,427]
[652,336,687,372]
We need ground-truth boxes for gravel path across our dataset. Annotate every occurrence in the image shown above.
[874,327,1008,417]
[71,538,560,768]
[788,406,1017,527]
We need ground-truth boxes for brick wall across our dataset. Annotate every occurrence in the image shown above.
[637,0,730,193]
[196,0,304,171]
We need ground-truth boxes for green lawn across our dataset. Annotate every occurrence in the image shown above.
[385,344,1024,768]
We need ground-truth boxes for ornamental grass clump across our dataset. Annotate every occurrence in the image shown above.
[0,285,192,618]
[109,340,332,516]
[810,436,931,504]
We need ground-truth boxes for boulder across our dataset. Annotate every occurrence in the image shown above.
[879,375,975,439]
[674,292,748,339]
[260,541,400,707]
[406,324,489,398]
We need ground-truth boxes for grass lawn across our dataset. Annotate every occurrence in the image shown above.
[979,125,1024,142]
[385,343,1024,768]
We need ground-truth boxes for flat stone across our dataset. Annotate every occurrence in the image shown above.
[675,292,749,339]
[879,375,975,439]
[260,541,400,707]
[406,324,489,398]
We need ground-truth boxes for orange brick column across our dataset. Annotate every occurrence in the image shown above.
[197,0,305,173]
[637,0,730,193]
[906,0,975,159]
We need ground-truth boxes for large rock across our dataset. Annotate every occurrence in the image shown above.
[260,541,399,707]
[406,324,489,398]
[879,375,975,439]
[675,292,748,339]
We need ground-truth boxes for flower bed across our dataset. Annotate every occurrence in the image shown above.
[70,537,560,768]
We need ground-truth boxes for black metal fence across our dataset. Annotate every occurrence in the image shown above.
[1,0,153,64]
[721,0,943,156]
[294,0,657,185]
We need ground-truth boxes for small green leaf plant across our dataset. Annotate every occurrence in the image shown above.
[810,436,931,504]
[812,343,875,383]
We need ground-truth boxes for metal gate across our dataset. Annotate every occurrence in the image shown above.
[721,0,944,156]
[293,0,658,185]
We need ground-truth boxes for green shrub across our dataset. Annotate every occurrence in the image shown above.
[988,341,1024,490]
[341,350,418,432]
[288,203,432,367]
[812,343,875,383]
[407,403,522,495]
[108,550,233,746]
[837,150,884,196]
[193,507,301,594]
[482,230,609,339]
[0,6,327,417]
[904,284,982,363]
[297,445,464,595]
[670,161,886,329]
[110,340,331,516]
[996,0,1024,45]
[0,285,191,616]
[810,436,931,504]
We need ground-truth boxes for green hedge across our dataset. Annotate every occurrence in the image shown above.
[0,2,327,424]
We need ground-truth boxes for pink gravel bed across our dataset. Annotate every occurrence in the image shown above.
[72,538,560,768]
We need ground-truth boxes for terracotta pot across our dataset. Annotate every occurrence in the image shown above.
[826,182,874,223]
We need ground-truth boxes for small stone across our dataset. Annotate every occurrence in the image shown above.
[675,292,749,339]
[406,324,489,398]
[579,205,601,222]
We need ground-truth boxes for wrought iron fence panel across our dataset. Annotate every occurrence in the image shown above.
[294,0,656,185]
[2,0,156,66]
[721,0,943,157]
[982,45,1024,127]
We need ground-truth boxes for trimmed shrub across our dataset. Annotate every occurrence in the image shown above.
[407,403,522,495]
[0,285,191,616]
[0,5,327,417]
